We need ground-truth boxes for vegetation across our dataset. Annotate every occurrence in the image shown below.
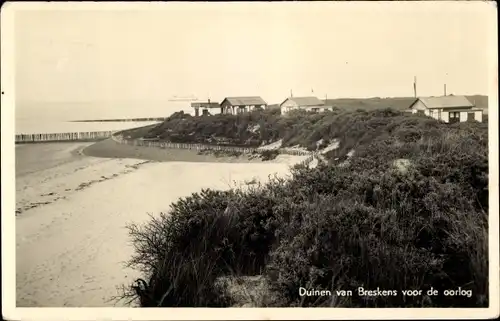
[259,150,280,161]
[197,149,244,158]
[121,108,401,155]
[119,108,489,308]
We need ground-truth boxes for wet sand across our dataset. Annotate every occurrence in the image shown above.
[15,141,307,307]
[16,142,93,177]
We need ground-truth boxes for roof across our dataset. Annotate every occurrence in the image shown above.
[281,96,325,107]
[191,102,220,108]
[221,96,267,106]
[411,95,474,109]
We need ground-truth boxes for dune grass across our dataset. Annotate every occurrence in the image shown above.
[118,108,488,307]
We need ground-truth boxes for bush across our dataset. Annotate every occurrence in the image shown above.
[121,181,291,306]
[121,109,489,308]
[266,166,488,307]
[122,189,238,307]
[260,150,280,161]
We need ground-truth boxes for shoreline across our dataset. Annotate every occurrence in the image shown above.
[16,140,310,217]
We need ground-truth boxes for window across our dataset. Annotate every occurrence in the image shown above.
[438,109,442,120]
[449,111,460,123]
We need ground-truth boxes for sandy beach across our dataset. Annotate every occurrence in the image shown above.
[16,140,307,307]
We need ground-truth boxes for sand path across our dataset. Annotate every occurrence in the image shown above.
[16,143,305,307]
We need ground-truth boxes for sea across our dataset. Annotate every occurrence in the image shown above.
[14,101,194,135]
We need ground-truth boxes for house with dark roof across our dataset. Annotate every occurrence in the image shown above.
[220,96,267,115]
[191,100,221,116]
[409,95,483,123]
[280,96,334,114]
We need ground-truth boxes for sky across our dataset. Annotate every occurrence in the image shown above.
[12,1,496,106]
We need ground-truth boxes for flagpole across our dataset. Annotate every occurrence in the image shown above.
[413,76,417,98]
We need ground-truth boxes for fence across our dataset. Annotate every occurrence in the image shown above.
[298,153,316,167]
[15,131,116,144]
[112,134,315,158]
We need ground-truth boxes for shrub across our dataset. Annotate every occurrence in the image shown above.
[260,150,280,161]
[121,109,489,308]
[122,189,238,306]
[121,181,290,306]
[265,165,488,307]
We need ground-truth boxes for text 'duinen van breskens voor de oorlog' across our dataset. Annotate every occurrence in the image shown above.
[298,287,473,298]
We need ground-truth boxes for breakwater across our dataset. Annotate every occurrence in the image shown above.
[70,118,167,123]
[15,131,116,144]
[111,134,312,156]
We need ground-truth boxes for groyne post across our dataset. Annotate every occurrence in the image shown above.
[15,130,116,144]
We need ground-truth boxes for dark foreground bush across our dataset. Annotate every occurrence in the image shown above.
[122,189,237,306]
[120,182,290,306]
[266,166,488,307]
[120,110,489,307]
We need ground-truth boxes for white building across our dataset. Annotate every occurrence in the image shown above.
[280,96,333,114]
[191,101,222,116]
[408,96,483,123]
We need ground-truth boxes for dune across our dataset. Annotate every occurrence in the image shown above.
[16,144,306,307]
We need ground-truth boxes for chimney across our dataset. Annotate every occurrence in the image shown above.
[444,84,447,96]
